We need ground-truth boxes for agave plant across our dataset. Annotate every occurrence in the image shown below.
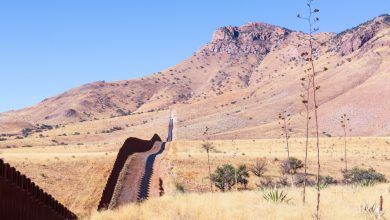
[360,179,375,187]
[360,202,384,219]
[262,188,291,203]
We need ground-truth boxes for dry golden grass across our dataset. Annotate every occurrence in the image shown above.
[1,137,389,218]
[163,137,390,193]
[88,184,390,220]
[0,144,118,218]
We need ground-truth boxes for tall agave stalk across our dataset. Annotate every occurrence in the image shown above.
[300,65,311,204]
[279,110,293,187]
[202,126,214,193]
[298,0,322,218]
[340,113,351,172]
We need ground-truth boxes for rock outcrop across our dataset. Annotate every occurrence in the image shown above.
[336,14,390,55]
[199,22,291,56]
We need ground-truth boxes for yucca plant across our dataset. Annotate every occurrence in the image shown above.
[360,179,376,187]
[318,182,328,190]
[360,202,384,219]
[262,188,292,203]
[318,175,337,189]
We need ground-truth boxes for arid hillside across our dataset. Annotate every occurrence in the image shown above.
[1,14,389,139]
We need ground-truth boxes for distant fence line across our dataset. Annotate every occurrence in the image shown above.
[0,158,77,220]
[97,134,162,210]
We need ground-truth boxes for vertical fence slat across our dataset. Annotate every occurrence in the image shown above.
[4,164,10,180]
[15,171,20,186]
[0,159,3,177]
[0,160,77,219]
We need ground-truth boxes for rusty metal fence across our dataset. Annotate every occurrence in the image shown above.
[97,134,161,210]
[0,159,77,220]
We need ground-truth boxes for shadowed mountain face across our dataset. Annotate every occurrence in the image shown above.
[1,15,390,139]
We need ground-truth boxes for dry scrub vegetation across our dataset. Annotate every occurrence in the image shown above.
[162,138,390,193]
[88,184,390,220]
[1,137,389,219]
[89,137,390,219]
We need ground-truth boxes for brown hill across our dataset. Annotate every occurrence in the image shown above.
[1,14,389,139]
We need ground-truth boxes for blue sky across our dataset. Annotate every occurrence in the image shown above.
[0,0,388,112]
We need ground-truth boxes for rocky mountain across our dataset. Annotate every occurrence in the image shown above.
[200,22,291,56]
[335,14,390,55]
[1,14,389,139]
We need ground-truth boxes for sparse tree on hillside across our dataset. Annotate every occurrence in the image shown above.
[297,0,322,218]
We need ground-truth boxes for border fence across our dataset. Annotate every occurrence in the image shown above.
[0,158,77,220]
[97,134,161,210]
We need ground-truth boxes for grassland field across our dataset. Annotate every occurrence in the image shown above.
[1,137,389,219]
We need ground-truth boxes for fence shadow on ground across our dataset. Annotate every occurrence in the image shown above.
[97,134,162,210]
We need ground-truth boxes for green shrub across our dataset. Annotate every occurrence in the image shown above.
[342,167,387,184]
[321,175,337,185]
[280,157,304,174]
[22,128,33,137]
[211,164,235,191]
[175,182,185,193]
[236,165,250,188]
[211,164,250,191]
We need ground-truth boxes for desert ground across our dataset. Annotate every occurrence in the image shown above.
[1,136,389,219]
[161,138,390,193]
[88,184,390,220]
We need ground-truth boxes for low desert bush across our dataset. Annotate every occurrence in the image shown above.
[211,164,250,191]
[250,157,268,177]
[320,175,337,188]
[211,164,235,191]
[342,167,387,185]
[175,182,185,193]
[280,157,304,175]
[236,165,250,188]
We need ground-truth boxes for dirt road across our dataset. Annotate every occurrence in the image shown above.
[113,141,166,206]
